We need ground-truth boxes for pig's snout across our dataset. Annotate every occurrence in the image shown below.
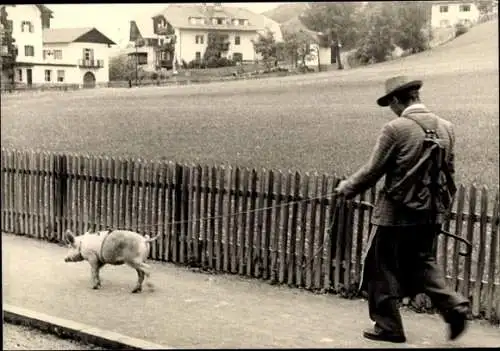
[64,252,84,262]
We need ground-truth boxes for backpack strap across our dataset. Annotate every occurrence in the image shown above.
[405,115,439,138]
[404,115,441,224]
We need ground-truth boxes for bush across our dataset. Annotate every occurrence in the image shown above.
[455,23,468,37]
[150,72,158,80]
[217,57,234,67]
[187,60,203,69]
[206,56,219,68]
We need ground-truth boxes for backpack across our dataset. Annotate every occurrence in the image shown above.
[385,116,457,213]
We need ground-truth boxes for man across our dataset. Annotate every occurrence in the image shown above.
[334,76,470,343]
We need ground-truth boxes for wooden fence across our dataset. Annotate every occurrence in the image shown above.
[1,148,499,325]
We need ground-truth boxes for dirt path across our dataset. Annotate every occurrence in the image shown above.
[3,233,499,348]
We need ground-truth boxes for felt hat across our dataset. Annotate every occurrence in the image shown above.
[377,76,423,106]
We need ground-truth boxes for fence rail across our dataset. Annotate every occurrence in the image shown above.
[1,148,499,325]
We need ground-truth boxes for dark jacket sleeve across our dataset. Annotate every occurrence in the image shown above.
[341,123,398,199]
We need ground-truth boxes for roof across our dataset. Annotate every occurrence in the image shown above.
[43,27,116,45]
[431,1,478,5]
[152,4,268,31]
[36,4,53,16]
[131,16,156,38]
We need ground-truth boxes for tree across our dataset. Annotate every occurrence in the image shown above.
[475,0,496,14]
[204,32,231,67]
[300,2,363,68]
[109,53,142,81]
[252,28,278,70]
[280,31,317,69]
[0,5,17,88]
[354,2,397,64]
[392,2,430,54]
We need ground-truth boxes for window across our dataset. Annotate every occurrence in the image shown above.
[43,49,48,59]
[195,51,201,61]
[21,21,33,33]
[137,53,148,65]
[24,45,34,57]
[217,18,223,25]
[83,48,93,60]
[439,5,448,13]
[54,50,62,60]
[17,69,22,82]
[44,70,51,82]
[239,19,245,25]
[57,70,64,82]
[195,35,204,44]
[235,35,240,45]
[459,4,471,12]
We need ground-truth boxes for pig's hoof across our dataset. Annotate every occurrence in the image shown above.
[131,286,142,293]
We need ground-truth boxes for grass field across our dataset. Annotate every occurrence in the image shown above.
[1,20,498,189]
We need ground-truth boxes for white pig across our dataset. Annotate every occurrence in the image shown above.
[64,229,159,293]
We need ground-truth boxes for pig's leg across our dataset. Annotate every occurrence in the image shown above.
[88,256,102,289]
[131,269,145,293]
[127,260,151,293]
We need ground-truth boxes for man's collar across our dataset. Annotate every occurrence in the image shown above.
[401,103,428,116]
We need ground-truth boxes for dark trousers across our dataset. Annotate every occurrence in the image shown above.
[365,224,469,335]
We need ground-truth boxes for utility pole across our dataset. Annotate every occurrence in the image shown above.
[135,41,138,86]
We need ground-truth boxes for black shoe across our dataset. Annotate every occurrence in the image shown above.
[447,307,468,340]
[363,327,406,343]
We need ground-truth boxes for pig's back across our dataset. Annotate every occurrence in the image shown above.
[101,230,147,263]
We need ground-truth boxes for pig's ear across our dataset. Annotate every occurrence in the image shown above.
[64,229,75,245]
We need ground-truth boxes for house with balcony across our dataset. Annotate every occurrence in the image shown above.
[127,3,282,72]
[42,27,115,87]
[431,1,480,28]
[1,4,115,89]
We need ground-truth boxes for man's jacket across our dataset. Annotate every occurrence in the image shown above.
[341,103,456,226]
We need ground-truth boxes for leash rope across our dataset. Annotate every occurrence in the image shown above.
[78,191,471,270]
[92,191,374,230]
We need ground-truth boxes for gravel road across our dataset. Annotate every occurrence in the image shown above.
[2,322,106,350]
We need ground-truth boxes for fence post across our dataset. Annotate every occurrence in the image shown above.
[53,153,68,242]
[173,163,185,263]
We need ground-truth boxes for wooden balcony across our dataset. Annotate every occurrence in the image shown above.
[78,59,104,68]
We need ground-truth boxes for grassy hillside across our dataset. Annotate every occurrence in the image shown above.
[1,21,498,189]
[261,3,309,23]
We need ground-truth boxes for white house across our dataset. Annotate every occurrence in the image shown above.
[1,4,115,89]
[430,1,481,28]
[1,4,52,86]
[42,27,115,87]
[280,16,349,71]
[126,3,283,72]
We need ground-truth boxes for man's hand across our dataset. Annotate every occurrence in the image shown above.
[334,180,349,197]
